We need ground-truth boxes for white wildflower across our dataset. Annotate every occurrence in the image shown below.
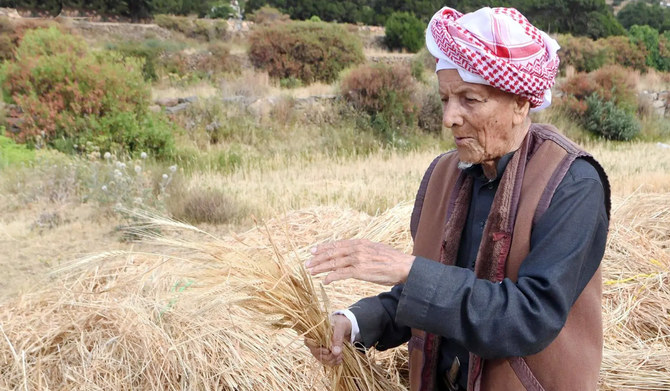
[134,197,143,204]
[115,161,123,168]
[140,152,148,159]
[169,165,177,173]
[119,162,126,169]
[114,169,122,177]
[101,185,108,192]
[162,173,169,180]
[104,152,111,160]
[134,165,142,174]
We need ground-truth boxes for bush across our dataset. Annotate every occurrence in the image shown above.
[167,186,243,224]
[558,65,639,114]
[600,35,648,72]
[384,12,425,53]
[341,63,417,137]
[106,39,185,81]
[629,25,669,72]
[416,86,442,133]
[558,35,608,73]
[558,34,649,73]
[153,14,228,41]
[584,94,640,141]
[246,6,290,24]
[248,21,364,84]
[208,2,236,19]
[0,28,174,158]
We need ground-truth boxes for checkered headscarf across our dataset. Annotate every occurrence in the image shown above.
[426,7,560,110]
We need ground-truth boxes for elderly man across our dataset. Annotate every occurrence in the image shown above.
[305,6,610,391]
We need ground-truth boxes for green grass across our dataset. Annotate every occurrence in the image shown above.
[0,134,35,168]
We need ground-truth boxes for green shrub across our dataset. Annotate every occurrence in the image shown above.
[153,14,228,41]
[629,25,669,72]
[340,63,417,138]
[208,2,236,19]
[584,94,640,141]
[106,39,185,81]
[246,6,290,24]
[0,27,174,159]
[384,12,425,53]
[248,21,364,84]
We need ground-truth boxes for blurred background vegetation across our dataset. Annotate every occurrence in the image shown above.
[0,0,668,228]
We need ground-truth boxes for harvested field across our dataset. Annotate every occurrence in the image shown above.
[0,192,668,390]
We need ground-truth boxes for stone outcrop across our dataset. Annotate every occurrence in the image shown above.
[640,90,670,117]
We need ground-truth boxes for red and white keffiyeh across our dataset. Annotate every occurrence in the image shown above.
[426,7,560,110]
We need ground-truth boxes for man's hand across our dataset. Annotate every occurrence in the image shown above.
[305,239,415,286]
[304,314,352,366]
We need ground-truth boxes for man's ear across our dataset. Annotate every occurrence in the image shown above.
[512,96,531,126]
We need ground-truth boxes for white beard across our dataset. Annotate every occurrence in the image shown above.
[458,161,474,170]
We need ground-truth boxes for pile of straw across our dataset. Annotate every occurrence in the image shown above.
[1,193,668,390]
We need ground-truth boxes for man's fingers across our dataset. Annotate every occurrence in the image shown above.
[323,268,355,285]
[331,324,345,357]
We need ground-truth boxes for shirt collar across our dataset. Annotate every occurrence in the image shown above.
[460,151,515,183]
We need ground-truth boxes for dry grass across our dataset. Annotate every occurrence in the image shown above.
[151,81,219,101]
[637,68,670,93]
[0,191,668,389]
[179,140,670,222]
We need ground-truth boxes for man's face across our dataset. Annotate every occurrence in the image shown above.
[438,69,528,164]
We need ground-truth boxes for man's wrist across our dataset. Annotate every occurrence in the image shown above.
[333,309,360,344]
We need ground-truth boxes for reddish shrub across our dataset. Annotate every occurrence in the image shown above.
[558,65,638,111]
[248,21,364,84]
[600,36,647,72]
[341,63,418,135]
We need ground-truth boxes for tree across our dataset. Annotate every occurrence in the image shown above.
[617,1,670,33]
[629,24,669,71]
[384,12,425,53]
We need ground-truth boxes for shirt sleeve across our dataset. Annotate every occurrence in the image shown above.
[394,158,609,359]
[347,284,412,350]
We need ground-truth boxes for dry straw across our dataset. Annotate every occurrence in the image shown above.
[0,193,668,390]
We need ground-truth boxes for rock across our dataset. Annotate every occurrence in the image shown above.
[247,98,274,120]
[205,121,221,132]
[0,8,21,18]
[652,100,665,109]
[155,97,179,107]
[165,103,190,115]
[5,117,23,134]
[178,96,198,104]
[657,142,670,149]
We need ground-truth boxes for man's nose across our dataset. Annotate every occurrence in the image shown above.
[442,100,463,128]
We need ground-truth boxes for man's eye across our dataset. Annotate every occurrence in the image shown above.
[465,96,480,102]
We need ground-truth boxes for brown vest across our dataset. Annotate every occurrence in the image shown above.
[408,124,610,391]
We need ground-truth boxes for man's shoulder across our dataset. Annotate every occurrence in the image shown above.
[564,157,603,184]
